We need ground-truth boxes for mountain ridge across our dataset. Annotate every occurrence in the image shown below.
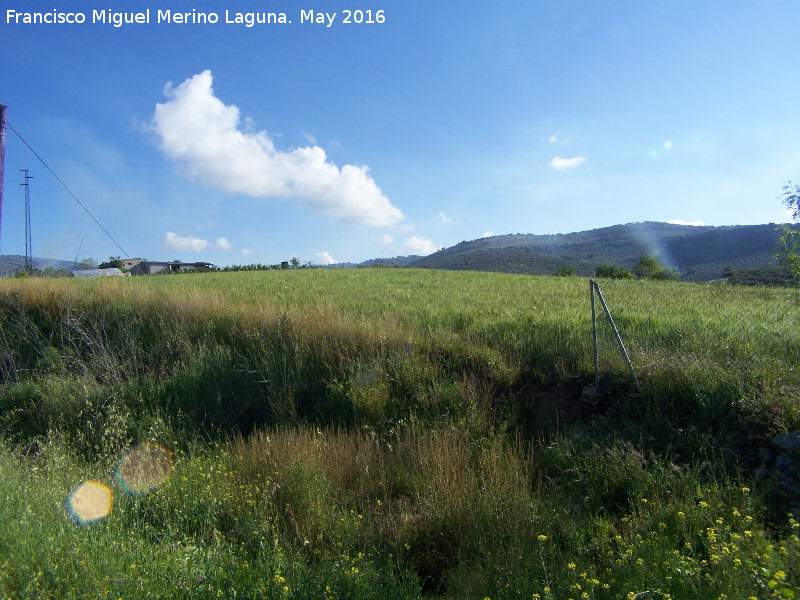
[373,222,796,282]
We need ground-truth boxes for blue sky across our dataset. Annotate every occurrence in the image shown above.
[1,1,798,266]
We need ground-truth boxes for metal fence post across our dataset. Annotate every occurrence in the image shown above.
[592,280,640,387]
[591,278,599,388]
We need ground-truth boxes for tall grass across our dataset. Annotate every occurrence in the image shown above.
[1,269,799,597]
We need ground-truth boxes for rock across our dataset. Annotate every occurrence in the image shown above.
[581,386,601,406]
[759,446,774,464]
[772,431,800,456]
[775,453,796,474]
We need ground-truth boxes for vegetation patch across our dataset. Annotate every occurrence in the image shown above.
[1,269,799,597]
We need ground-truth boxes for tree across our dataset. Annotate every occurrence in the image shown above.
[555,264,576,277]
[776,181,800,279]
[633,256,680,280]
[633,256,662,279]
[98,256,125,270]
[780,180,800,220]
[595,264,634,280]
[78,257,97,270]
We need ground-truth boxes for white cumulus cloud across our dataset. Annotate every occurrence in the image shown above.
[482,231,494,238]
[215,237,232,250]
[241,248,255,256]
[379,233,394,245]
[164,232,211,253]
[402,235,439,256]
[549,135,558,143]
[548,156,586,170]
[151,70,404,227]
[316,251,336,265]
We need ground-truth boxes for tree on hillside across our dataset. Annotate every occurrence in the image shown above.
[633,256,679,280]
[776,180,800,279]
[555,264,576,277]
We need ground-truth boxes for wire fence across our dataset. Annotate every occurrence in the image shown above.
[588,277,800,397]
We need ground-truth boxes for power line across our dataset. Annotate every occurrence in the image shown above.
[6,119,174,306]
[6,120,133,261]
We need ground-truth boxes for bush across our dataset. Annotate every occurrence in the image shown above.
[594,264,634,279]
[555,264,576,277]
[633,255,680,280]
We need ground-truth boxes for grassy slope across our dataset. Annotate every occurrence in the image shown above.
[1,269,799,598]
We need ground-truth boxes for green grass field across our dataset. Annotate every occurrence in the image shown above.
[1,269,799,598]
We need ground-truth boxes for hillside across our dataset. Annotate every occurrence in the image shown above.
[324,255,421,269]
[408,222,796,282]
[0,255,81,277]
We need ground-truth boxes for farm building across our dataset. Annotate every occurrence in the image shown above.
[127,261,214,275]
[121,258,142,270]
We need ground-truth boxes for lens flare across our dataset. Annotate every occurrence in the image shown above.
[66,480,113,524]
[116,442,174,494]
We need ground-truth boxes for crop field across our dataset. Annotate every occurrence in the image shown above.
[1,268,799,598]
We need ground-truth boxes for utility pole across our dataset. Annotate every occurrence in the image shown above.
[20,169,33,273]
[0,104,6,255]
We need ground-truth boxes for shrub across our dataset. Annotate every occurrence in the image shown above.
[633,255,680,280]
[595,264,634,279]
[555,264,576,277]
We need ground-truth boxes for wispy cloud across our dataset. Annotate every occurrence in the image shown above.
[651,141,673,159]
[402,235,440,256]
[164,232,210,253]
[316,251,336,265]
[438,211,452,223]
[548,155,586,170]
[379,233,394,245]
[668,219,705,226]
[241,248,255,256]
[151,70,404,227]
[549,135,558,143]
[196,220,216,230]
[164,232,233,252]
